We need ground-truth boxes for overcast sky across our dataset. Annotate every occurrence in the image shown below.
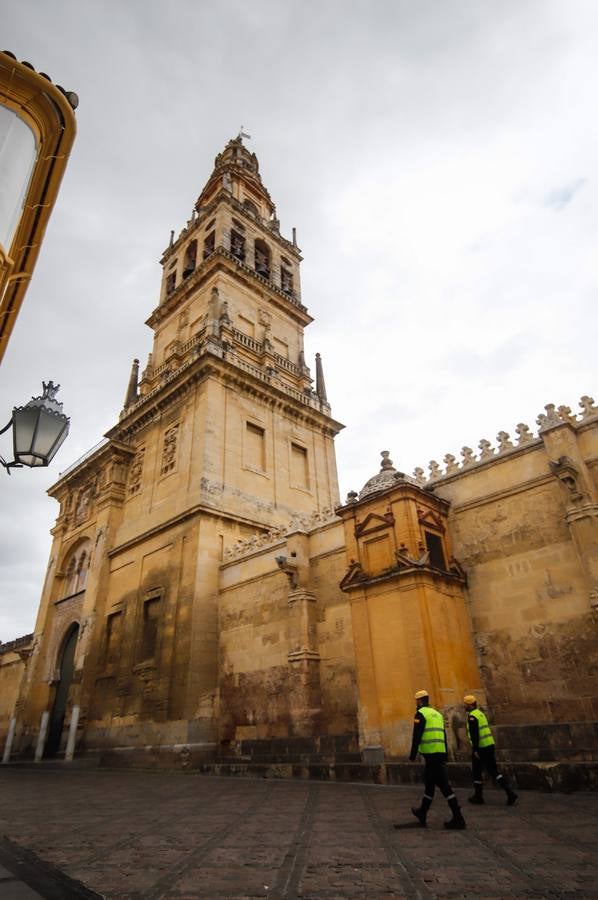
[1,0,597,640]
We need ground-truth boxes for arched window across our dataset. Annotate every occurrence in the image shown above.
[254,239,271,280]
[61,540,91,599]
[76,551,88,592]
[203,230,215,259]
[183,240,197,278]
[64,555,77,597]
[165,266,177,297]
[230,229,245,262]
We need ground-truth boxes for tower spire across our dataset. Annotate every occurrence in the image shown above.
[315,352,328,403]
[124,358,139,408]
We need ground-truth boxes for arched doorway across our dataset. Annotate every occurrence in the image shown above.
[45,624,79,758]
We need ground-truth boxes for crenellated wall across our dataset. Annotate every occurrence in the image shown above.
[411,396,598,761]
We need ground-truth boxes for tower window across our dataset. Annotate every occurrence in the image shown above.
[165,271,176,296]
[245,421,266,472]
[230,229,245,262]
[424,531,447,570]
[243,199,259,218]
[183,240,197,278]
[290,443,309,489]
[281,266,293,295]
[141,596,161,662]
[254,239,271,280]
[203,230,215,259]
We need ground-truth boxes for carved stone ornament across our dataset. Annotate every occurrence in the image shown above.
[275,554,299,589]
[444,454,459,474]
[75,486,92,526]
[460,446,476,467]
[515,423,534,445]
[496,431,513,453]
[428,460,442,480]
[161,423,179,476]
[557,405,577,425]
[128,447,145,496]
[413,467,426,486]
[578,395,597,419]
[478,439,494,461]
[549,456,589,504]
[537,403,562,431]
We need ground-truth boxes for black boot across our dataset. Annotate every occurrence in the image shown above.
[411,795,432,827]
[497,773,518,805]
[444,795,466,830]
[468,782,484,805]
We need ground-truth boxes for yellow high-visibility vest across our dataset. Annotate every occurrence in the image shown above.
[466,708,495,748]
[417,706,447,754]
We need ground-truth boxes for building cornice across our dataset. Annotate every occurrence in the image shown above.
[112,343,343,443]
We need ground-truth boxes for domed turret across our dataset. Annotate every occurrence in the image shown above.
[358,451,415,500]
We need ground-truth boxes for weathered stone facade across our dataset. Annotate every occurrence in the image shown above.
[1,138,597,774]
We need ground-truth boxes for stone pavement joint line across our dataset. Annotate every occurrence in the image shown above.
[1,768,597,899]
[360,784,429,898]
[272,782,319,897]
[0,836,102,899]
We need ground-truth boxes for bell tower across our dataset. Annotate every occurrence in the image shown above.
[11,137,344,763]
[115,134,342,527]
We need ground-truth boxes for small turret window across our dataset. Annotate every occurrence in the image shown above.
[183,240,197,278]
[203,230,215,259]
[424,531,447,570]
[243,199,259,218]
[254,239,271,280]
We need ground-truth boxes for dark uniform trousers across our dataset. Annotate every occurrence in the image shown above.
[423,753,453,798]
[472,745,501,782]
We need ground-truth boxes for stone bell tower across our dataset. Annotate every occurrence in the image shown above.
[120,134,343,526]
[9,136,343,762]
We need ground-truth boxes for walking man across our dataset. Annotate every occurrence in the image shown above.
[464,694,518,805]
[400,689,466,830]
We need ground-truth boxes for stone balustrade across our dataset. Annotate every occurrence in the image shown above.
[223,506,339,561]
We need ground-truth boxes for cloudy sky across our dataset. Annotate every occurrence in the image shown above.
[1,0,597,640]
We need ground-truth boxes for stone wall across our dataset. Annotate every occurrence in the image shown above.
[0,635,32,747]
[218,518,359,757]
[429,402,598,760]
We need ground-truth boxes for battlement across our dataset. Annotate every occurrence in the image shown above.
[413,395,598,486]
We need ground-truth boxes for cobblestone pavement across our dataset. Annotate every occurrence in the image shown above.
[0,768,597,899]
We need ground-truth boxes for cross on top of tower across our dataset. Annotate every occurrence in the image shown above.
[237,126,252,142]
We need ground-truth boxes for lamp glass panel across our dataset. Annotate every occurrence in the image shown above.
[44,418,69,463]
[31,411,68,459]
[17,453,45,467]
[12,406,39,456]
[0,107,37,250]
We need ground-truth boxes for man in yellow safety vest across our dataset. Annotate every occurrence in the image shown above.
[396,690,466,830]
[464,694,518,806]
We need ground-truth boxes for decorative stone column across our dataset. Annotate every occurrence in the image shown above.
[287,589,322,737]
[276,530,322,738]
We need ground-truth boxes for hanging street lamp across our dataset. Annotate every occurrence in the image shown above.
[0,381,69,473]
